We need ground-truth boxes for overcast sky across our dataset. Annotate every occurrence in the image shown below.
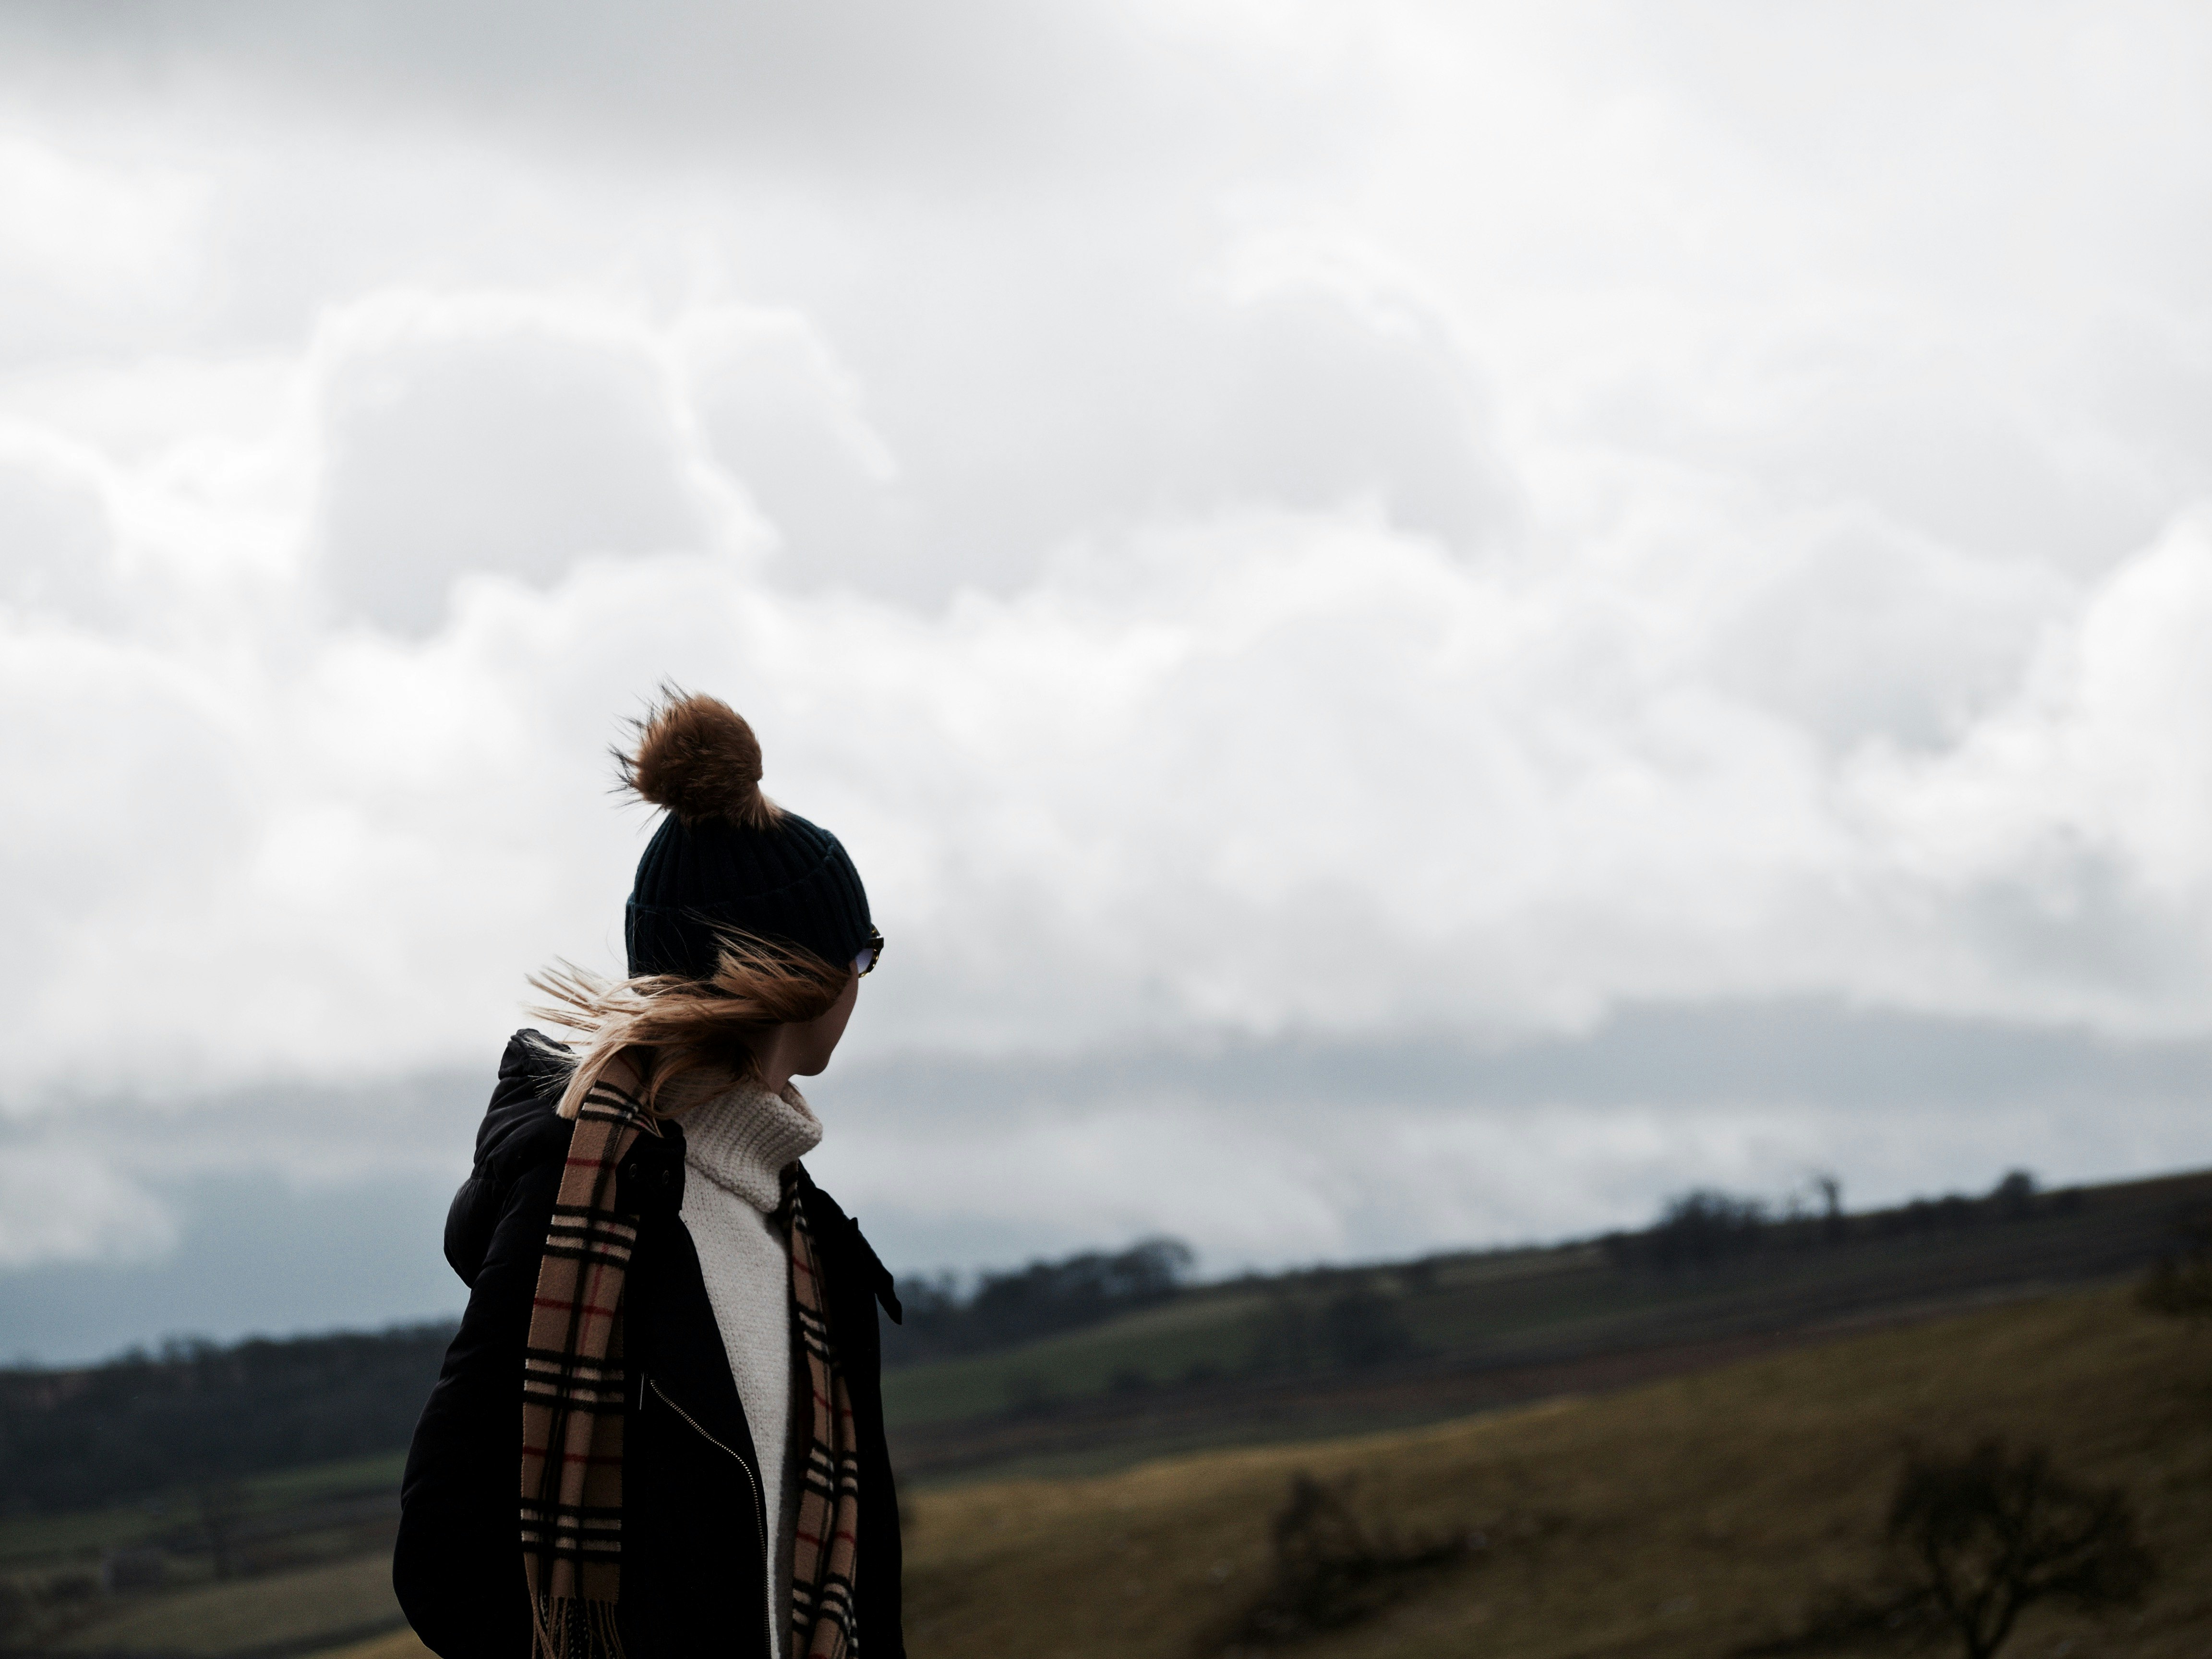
[3,0,2210,1360]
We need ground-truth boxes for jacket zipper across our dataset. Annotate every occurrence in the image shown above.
[642,1375,776,1658]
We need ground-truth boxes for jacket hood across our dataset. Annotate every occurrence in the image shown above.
[441,1030,582,1288]
[475,1029,574,1166]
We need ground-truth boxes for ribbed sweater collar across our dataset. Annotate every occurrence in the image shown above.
[680,1076,823,1214]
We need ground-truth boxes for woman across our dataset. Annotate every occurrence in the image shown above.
[395,691,905,1659]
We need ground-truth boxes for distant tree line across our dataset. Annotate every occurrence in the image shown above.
[880,1236,1195,1367]
[0,1236,1199,1512]
[1242,1282,1422,1378]
[0,1165,2155,1515]
[1603,1170,2081,1274]
[0,1324,455,1513]
[2,1237,1195,1511]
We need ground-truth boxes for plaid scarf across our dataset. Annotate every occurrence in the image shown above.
[520,1073,866,1659]
[786,1172,864,1659]
[520,1073,649,1659]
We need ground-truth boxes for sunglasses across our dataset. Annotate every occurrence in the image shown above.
[853,927,886,977]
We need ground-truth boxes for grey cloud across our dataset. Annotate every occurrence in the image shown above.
[1953,852,2212,1009]
[0,457,115,625]
[0,0,1266,185]
[1792,398,2163,578]
[9,996,2206,1360]
[772,280,1514,601]
[1710,514,2072,750]
[806,998,2212,1272]
[0,1066,483,1203]
[0,680,252,1029]
[686,314,905,590]
[299,266,1510,621]
[819,997,2212,1123]
[0,1172,462,1366]
[314,318,711,633]
[2078,318,2212,509]
[1146,291,1509,553]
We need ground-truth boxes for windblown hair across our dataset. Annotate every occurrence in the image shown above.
[615,685,784,830]
[528,930,846,1120]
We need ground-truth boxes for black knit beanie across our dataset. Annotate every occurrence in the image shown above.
[618,691,872,981]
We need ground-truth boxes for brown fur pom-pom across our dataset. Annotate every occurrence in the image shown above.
[616,687,782,829]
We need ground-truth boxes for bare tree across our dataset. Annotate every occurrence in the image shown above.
[2139,1212,2212,1323]
[1225,1472,1477,1647]
[195,1479,250,1580]
[1737,1441,2153,1659]
[1885,1441,2152,1659]
[1802,1171,1850,1245]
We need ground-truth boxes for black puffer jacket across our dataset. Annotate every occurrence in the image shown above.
[395,1033,906,1659]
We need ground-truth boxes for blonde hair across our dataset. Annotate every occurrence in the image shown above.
[528,931,848,1121]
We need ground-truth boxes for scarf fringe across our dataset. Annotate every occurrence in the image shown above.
[532,1594,628,1659]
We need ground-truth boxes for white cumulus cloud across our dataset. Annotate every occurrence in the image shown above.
[0,0,2209,1301]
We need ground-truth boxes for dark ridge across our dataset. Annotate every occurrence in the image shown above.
[0,1323,456,1514]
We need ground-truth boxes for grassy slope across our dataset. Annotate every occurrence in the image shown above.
[885,1291,1276,1428]
[0,1453,407,1573]
[881,1171,2212,1441]
[901,1285,2212,1659]
[56,1551,398,1656]
[324,1634,428,1659]
[92,1284,2212,1659]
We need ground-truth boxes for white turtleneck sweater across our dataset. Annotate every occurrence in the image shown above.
[677,1076,822,1659]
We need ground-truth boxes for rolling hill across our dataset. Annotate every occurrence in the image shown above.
[5,1164,2206,1657]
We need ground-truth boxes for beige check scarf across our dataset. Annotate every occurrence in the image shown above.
[785,1173,864,1659]
[520,1074,649,1659]
[518,1072,865,1659]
